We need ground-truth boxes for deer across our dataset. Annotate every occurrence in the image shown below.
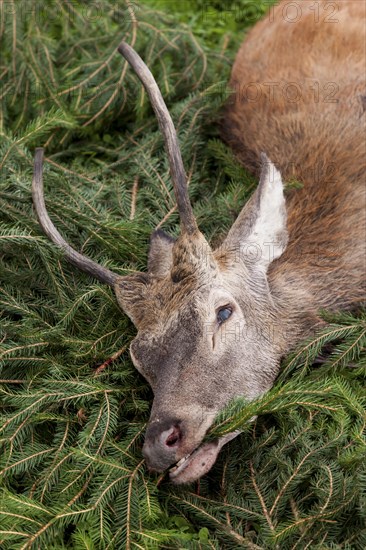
[32,0,365,484]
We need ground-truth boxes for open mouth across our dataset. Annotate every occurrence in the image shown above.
[169,430,241,484]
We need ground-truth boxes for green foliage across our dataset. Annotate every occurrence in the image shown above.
[146,0,276,48]
[0,1,365,548]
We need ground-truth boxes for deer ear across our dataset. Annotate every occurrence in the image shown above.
[223,154,288,270]
[148,230,175,278]
[114,273,150,326]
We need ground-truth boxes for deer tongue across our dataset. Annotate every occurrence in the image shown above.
[169,430,241,484]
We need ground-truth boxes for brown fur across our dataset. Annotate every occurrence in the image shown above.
[222,0,366,317]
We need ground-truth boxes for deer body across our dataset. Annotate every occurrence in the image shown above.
[223,0,366,319]
[221,0,366,392]
[33,0,365,485]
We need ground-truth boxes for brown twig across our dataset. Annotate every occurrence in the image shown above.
[129,176,139,220]
[94,344,128,376]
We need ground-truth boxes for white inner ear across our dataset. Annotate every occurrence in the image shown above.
[244,159,288,268]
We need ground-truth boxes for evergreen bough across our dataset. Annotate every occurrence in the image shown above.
[0,1,365,548]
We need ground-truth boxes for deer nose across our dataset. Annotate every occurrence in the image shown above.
[162,424,182,447]
[142,419,184,472]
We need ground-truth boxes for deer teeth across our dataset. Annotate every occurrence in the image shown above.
[169,453,191,472]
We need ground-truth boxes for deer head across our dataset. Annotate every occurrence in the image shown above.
[32,42,289,484]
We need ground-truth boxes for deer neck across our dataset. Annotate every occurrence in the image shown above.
[268,264,330,357]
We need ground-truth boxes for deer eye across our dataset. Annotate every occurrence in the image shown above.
[217,306,232,324]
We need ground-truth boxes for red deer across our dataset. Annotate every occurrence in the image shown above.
[32,0,366,484]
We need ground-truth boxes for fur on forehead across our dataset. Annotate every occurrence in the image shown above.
[115,231,219,328]
[170,231,218,283]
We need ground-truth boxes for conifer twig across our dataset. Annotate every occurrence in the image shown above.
[129,176,139,220]
[94,344,128,375]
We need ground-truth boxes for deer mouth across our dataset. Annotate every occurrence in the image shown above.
[169,430,241,484]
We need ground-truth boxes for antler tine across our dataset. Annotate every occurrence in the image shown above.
[118,41,198,235]
[32,148,118,287]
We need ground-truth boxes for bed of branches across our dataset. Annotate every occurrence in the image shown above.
[0,1,365,548]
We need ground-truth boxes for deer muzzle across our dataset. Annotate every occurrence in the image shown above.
[142,415,241,484]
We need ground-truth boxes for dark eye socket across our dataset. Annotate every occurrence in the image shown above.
[217,306,233,324]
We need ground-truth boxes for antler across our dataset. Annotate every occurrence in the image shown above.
[32,148,118,286]
[32,44,198,286]
[118,41,198,235]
